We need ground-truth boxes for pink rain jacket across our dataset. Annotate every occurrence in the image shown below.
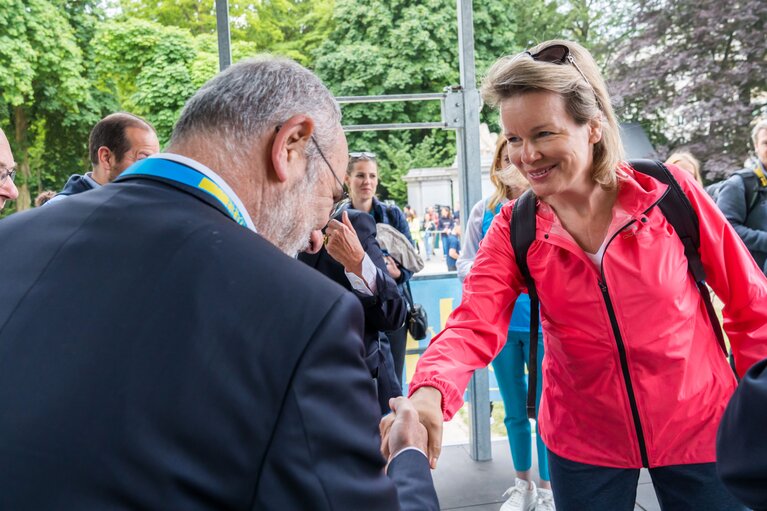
[410,163,767,468]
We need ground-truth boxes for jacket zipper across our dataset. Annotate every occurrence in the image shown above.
[596,189,669,468]
[598,278,649,467]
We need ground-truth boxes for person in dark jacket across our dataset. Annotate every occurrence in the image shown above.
[46,112,159,204]
[717,357,767,511]
[715,120,767,274]
[344,152,414,386]
[298,209,406,414]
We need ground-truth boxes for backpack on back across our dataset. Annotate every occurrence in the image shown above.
[510,160,728,419]
[705,169,760,216]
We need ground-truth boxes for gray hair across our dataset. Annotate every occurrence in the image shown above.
[752,119,767,148]
[170,56,342,164]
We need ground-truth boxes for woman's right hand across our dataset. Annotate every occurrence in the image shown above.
[383,255,402,280]
[407,386,444,468]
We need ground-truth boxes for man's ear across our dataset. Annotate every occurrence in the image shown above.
[271,115,315,183]
[97,146,113,170]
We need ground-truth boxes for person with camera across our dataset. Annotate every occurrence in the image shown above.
[299,208,405,415]
[343,151,414,386]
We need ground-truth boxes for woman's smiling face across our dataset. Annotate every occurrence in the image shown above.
[500,90,601,199]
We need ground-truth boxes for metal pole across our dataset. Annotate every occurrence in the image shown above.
[336,93,446,104]
[215,0,232,71]
[343,122,446,132]
[456,0,492,462]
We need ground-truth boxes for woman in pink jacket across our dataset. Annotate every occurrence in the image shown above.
[389,40,767,510]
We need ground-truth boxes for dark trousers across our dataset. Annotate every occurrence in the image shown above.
[386,324,408,389]
[547,449,746,511]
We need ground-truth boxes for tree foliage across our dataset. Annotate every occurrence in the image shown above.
[121,0,335,65]
[0,0,98,210]
[93,19,199,143]
[609,0,767,179]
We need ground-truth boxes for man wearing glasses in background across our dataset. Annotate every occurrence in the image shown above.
[0,128,19,211]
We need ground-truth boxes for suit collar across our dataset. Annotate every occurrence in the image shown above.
[117,154,257,233]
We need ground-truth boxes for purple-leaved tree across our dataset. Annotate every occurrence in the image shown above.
[608,0,767,180]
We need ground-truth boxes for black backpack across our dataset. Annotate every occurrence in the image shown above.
[511,160,728,420]
[706,169,761,217]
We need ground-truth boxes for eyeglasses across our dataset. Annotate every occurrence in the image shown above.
[310,135,349,219]
[0,167,16,185]
[349,151,376,162]
[525,44,598,105]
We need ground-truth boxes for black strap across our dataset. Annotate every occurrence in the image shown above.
[510,189,540,420]
[737,170,761,216]
[630,160,727,356]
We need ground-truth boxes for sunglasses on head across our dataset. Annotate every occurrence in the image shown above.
[525,44,597,102]
[349,151,376,162]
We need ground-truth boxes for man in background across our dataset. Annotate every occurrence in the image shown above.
[47,112,159,203]
[716,119,767,274]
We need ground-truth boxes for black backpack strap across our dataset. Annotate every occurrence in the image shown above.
[735,170,760,216]
[630,160,728,357]
[510,189,540,420]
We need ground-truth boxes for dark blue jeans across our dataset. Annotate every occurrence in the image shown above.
[548,449,746,511]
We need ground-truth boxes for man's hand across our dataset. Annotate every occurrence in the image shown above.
[324,211,365,276]
[379,397,428,464]
[380,387,443,469]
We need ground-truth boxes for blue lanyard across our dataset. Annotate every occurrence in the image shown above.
[121,158,249,228]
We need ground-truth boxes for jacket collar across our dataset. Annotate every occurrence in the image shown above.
[530,162,670,271]
[534,162,669,233]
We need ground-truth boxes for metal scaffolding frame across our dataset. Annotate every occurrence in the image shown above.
[215,0,492,461]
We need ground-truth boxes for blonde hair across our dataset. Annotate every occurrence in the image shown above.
[752,120,767,148]
[481,40,623,190]
[666,151,702,184]
[487,136,529,211]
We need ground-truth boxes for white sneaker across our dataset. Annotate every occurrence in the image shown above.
[535,487,556,511]
[500,478,537,511]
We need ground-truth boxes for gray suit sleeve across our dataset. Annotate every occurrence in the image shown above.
[717,176,767,253]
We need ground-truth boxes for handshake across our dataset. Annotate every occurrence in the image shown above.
[379,397,429,467]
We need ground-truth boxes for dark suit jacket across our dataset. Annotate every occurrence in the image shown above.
[298,210,406,413]
[717,357,767,511]
[0,172,436,510]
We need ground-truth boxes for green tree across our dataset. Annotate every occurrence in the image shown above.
[92,19,200,144]
[0,0,93,210]
[121,0,335,65]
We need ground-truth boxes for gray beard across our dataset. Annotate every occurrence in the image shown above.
[257,176,318,257]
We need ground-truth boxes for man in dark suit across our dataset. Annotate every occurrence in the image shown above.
[717,357,767,511]
[0,57,437,510]
[299,208,406,413]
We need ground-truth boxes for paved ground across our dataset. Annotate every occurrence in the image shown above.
[432,437,661,511]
